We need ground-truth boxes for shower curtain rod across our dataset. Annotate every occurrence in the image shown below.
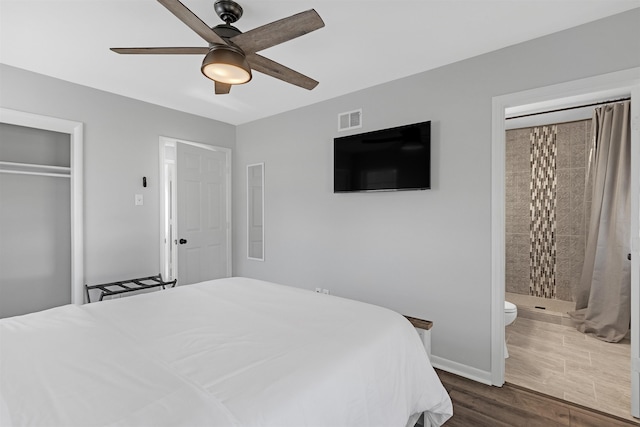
[506,96,631,120]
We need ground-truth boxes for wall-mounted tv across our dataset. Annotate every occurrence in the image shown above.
[334,121,431,193]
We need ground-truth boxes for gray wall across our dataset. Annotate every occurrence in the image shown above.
[234,9,640,374]
[0,65,236,285]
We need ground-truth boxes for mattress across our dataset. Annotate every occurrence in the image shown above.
[1,277,452,426]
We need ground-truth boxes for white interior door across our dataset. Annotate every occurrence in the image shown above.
[176,141,230,286]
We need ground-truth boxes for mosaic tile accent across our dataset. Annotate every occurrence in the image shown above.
[529,126,557,298]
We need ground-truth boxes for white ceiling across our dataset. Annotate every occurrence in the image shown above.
[1,1,638,125]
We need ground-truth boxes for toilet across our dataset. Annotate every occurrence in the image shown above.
[504,301,518,358]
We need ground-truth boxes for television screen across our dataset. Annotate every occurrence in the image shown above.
[334,121,431,193]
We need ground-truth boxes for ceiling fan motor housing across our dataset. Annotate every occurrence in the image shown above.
[211,24,242,42]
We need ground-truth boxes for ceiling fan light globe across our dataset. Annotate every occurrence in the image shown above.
[203,63,250,84]
[201,47,252,85]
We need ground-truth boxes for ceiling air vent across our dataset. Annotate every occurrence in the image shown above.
[338,109,362,131]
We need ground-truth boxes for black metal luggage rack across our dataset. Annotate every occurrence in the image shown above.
[85,274,177,303]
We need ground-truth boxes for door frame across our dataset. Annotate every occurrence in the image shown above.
[490,68,640,417]
[0,108,84,305]
[159,136,232,283]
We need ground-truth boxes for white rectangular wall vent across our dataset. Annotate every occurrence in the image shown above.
[338,109,362,131]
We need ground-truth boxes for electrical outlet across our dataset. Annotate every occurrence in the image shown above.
[315,288,322,293]
[322,289,330,295]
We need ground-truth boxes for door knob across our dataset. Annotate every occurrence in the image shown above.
[179,238,187,245]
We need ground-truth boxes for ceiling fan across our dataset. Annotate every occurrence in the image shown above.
[111,0,324,94]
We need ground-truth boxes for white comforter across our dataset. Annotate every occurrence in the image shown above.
[1,277,452,426]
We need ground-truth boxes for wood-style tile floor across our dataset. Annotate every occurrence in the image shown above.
[437,369,638,427]
[505,316,635,421]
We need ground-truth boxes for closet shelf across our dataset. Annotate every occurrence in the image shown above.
[0,161,71,178]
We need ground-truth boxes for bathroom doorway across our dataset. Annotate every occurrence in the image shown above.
[504,114,633,420]
[490,68,640,420]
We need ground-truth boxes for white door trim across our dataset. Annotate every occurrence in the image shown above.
[631,84,640,419]
[159,136,232,282]
[490,68,640,418]
[0,108,84,305]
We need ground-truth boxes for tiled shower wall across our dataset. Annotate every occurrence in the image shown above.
[505,120,591,302]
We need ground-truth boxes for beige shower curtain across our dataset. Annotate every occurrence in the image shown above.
[570,101,631,343]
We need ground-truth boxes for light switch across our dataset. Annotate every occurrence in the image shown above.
[135,194,143,206]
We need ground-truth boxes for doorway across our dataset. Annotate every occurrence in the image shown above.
[490,68,640,419]
[159,137,231,285]
[504,114,634,419]
[0,108,84,309]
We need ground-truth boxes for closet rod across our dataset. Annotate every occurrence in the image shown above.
[0,169,71,179]
[0,161,71,172]
[506,97,631,120]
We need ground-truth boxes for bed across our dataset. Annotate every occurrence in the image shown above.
[1,277,452,426]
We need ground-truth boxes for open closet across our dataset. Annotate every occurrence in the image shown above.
[0,109,84,317]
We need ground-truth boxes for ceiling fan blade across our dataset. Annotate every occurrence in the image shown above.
[111,47,209,55]
[215,81,232,95]
[247,53,318,90]
[157,0,227,45]
[231,9,324,54]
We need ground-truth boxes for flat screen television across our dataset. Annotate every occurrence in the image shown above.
[334,121,431,193]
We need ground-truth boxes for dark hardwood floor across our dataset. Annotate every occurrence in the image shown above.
[436,369,639,426]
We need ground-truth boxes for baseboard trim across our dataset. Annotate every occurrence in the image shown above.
[430,355,493,385]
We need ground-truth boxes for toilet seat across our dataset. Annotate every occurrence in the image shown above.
[504,301,517,313]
